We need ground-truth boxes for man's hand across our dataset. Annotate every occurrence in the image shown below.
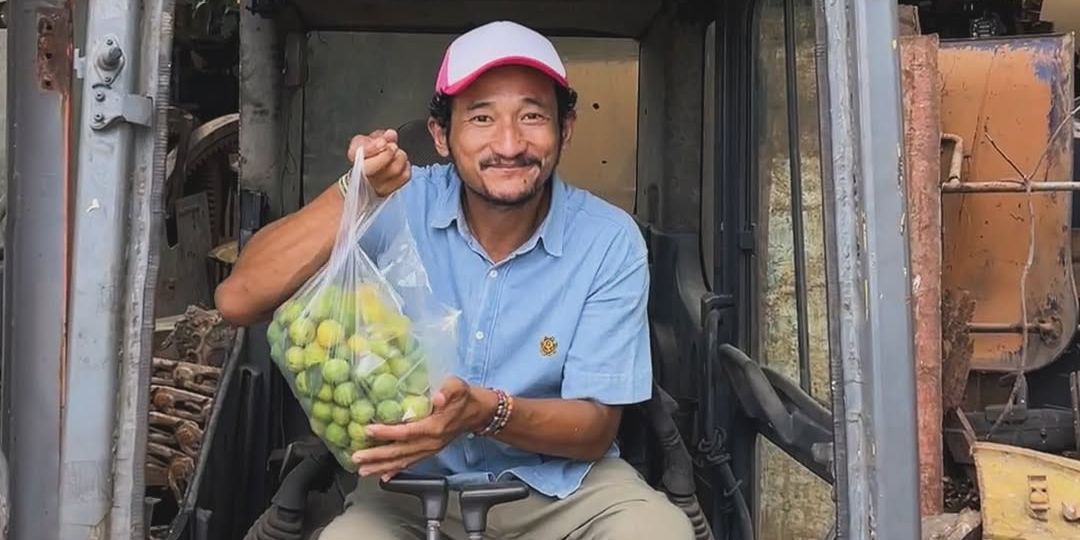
[347,129,412,197]
[351,376,491,481]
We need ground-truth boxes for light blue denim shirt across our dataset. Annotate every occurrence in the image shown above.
[364,163,652,499]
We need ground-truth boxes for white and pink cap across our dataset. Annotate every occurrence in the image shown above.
[435,21,570,96]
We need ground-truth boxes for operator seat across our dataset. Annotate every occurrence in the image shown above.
[395,118,451,168]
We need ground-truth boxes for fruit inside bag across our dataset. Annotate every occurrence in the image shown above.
[266,147,459,471]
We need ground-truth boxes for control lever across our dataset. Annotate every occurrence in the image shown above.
[459,481,530,540]
[380,473,449,540]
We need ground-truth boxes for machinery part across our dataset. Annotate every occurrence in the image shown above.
[380,473,450,540]
[164,113,239,233]
[458,481,529,540]
[939,34,1079,373]
[944,406,1076,466]
[973,442,1080,538]
[716,344,834,483]
[152,358,222,395]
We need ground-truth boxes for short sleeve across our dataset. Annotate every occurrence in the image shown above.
[560,233,652,405]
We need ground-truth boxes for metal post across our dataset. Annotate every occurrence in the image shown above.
[3,2,73,538]
[109,0,174,537]
[815,1,921,538]
[61,0,169,537]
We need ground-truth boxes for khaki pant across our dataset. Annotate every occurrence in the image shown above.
[316,458,695,540]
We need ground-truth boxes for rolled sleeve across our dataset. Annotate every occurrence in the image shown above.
[561,243,652,405]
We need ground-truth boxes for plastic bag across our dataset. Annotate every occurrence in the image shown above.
[266,146,459,471]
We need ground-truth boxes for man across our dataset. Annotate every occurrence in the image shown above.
[216,20,694,539]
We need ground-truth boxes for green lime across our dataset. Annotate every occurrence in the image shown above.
[323,358,351,385]
[350,399,375,424]
[285,346,306,373]
[376,400,403,423]
[289,318,316,346]
[332,405,351,426]
[333,382,359,407]
[370,373,400,401]
[317,384,334,402]
[401,395,432,421]
[312,401,333,422]
[304,342,328,369]
[325,422,349,447]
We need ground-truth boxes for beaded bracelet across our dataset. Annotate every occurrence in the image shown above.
[337,170,350,197]
[476,389,514,437]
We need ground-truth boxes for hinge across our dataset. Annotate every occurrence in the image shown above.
[90,90,152,129]
[737,225,756,253]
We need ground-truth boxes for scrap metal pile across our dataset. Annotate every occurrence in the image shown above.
[146,306,237,537]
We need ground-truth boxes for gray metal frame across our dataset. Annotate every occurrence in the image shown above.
[814,1,921,538]
[3,2,72,538]
[4,0,171,537]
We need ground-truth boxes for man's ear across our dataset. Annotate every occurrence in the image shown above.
[559,110,577,152]
[427,118,451,158]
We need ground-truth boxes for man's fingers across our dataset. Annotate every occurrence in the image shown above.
[358,450,428,478]
[361,145,398,178]
[365,417,431,442]
[346,132,393,162]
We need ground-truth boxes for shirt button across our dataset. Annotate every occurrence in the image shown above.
[475,331,485,341]
[488,269,498,279]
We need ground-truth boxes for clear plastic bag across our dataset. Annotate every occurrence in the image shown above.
[266,146,459,471]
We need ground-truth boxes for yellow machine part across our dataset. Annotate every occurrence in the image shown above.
[973,442,1080,539]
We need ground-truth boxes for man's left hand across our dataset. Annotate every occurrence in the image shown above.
[351,376,490,480]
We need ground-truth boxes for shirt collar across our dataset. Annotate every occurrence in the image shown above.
[429,166,567,258]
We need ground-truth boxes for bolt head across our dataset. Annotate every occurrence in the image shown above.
[93,113,104,122]
[94,92,105,101]
[105,38,114,46]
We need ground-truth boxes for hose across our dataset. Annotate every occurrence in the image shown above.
[642,384,717,540]
[668,493,714,540]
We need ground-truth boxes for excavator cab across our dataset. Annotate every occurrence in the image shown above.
[24,0,1069,539]
[211,2,851,539]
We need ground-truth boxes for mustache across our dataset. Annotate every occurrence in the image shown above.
[479,154,542,170]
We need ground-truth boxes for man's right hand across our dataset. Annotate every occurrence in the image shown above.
[348,129,412,197]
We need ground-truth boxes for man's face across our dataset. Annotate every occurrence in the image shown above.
[429,65,575,207]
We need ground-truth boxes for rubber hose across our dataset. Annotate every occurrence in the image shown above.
[718,460,753,540]
[643,385,696,496]
[668,493,715,540]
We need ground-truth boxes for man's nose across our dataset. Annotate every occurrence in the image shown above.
[491,120,528,158]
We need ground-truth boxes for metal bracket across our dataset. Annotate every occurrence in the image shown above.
[87,35,152,130]
[90,88,152,130]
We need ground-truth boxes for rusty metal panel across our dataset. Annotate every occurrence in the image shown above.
[901,34,944,517]
[939,34,1077,373]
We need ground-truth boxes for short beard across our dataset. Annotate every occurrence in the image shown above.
[451,142,562,209]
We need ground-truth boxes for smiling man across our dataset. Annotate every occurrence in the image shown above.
[216,20,694,540]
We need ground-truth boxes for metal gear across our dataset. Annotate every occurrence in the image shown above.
[165,112,239,248]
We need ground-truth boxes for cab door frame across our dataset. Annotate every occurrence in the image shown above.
[815,1,921,537]
[705,0,922,538]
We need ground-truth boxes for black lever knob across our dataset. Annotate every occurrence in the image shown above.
[379,472,449,522]
[459,481,530,535]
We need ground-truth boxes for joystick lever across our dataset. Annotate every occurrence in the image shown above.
[380,473,449,540]
[459,481,529,539]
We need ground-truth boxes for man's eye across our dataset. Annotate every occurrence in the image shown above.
[471,115,493,123]
[522,113,547,122]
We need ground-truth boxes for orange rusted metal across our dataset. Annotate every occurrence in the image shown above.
[938,34,1077,373]
[900,34,943,517]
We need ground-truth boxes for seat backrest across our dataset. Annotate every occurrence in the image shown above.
[396,118,451,168]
